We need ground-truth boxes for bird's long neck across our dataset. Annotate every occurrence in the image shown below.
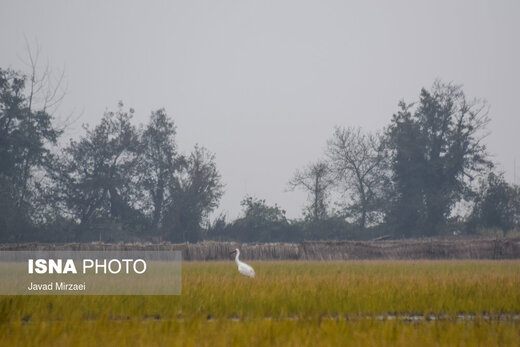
[234,251,241,265]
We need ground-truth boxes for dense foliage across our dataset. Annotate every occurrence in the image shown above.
[0,66,518,242]
[0,67,223,242]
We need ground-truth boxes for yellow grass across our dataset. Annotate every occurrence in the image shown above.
[1,261,520,346]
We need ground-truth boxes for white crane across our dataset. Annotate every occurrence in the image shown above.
[230,248,255,278]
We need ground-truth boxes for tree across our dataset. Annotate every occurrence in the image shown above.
[162,145,224,242]
[138,109,182,234]
[469,172,517,233]
[54,102,142,239]
[0,67,61,240]
[386,81,492,237]
[288,161,333,221]
[326,126,388,230]
[229,196,293,242]
[22,39,67,116]
[240,196,287,225]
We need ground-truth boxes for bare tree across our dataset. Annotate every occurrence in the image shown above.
[327,127,388,229]
[289,161,334,221]
[22,37,67,114]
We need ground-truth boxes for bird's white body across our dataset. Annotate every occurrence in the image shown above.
[232,249,255,278]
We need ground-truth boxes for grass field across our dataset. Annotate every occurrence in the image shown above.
[1,261,520,346]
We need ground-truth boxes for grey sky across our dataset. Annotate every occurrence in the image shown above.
[1,0,519,219]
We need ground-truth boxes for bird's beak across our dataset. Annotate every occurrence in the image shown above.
[230,250,236,255]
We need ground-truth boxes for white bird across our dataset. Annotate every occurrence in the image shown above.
[230,248,255,278]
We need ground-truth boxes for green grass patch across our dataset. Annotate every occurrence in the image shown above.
[1,260,520,345]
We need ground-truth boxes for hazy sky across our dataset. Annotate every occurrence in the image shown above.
[1,0,519,219]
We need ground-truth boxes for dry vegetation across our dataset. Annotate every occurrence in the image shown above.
[2,238,520,260]
[1,261,520,346]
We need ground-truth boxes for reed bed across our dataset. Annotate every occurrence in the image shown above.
[3,238,520,260]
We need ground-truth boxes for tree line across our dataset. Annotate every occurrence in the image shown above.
[1,65,519,243]
[1,67,222,242]
[210,81,520,241]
